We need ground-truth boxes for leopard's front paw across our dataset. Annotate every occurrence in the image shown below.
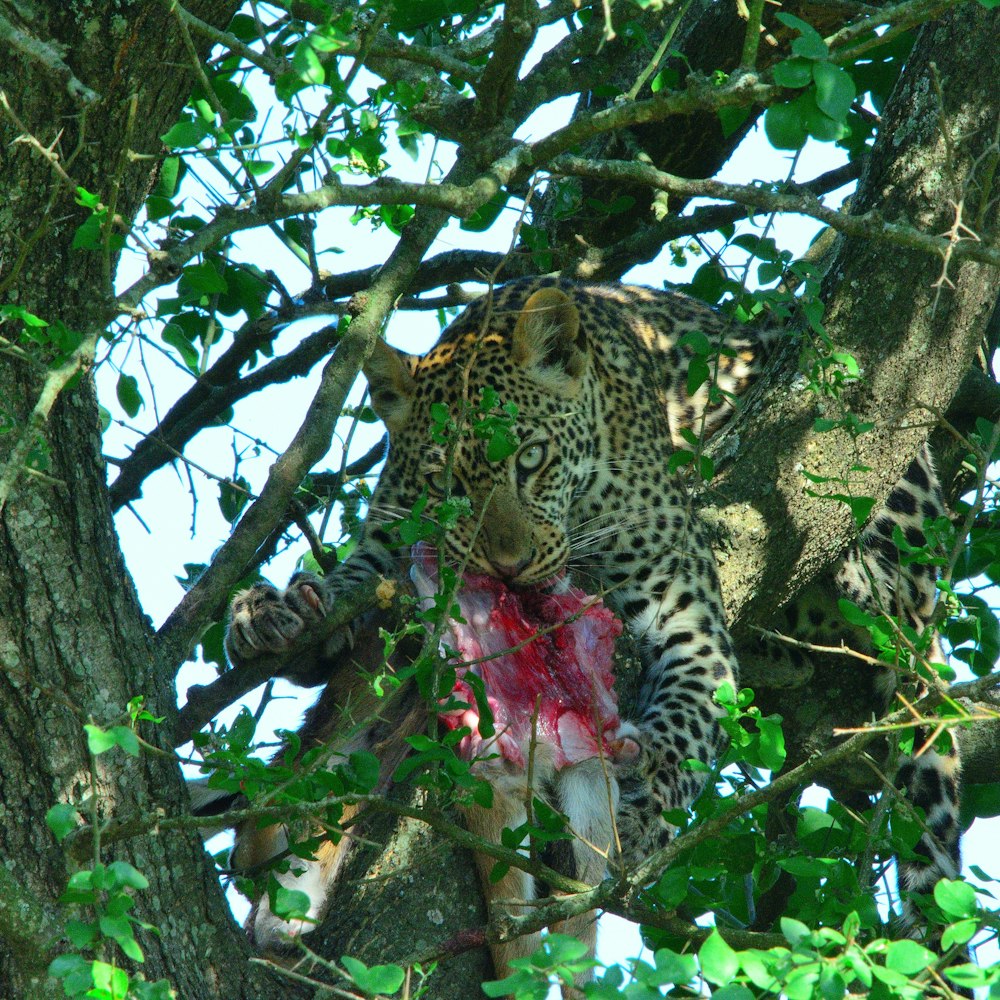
[226,573,327,665]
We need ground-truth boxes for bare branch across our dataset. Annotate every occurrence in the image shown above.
[549,154,1000,271]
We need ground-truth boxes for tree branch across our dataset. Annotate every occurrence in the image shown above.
[549,154,1000,271]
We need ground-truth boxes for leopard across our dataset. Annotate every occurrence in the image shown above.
[215,276,960,979]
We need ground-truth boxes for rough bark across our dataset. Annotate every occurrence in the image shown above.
[713,3,999,629]
[710,2,1000,801]
[0,1,288,996]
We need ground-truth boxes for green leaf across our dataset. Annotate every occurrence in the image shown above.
[942,918,979,949]
[218,476,250,524]
[118,935,145,962]
[712,987,755,1000]
[99,914,133,943]
[345,750,380,793]
[757,716,786,771]
[699,930,739,985]
[341,954,406,996]
[85,724,118,756]
[804,101,848,142]
[153,156,181,198]
[161,118,209,148]
[775,13,829,59]
[107,861,150,890]
[885,939,935,974]
[0,304,48,329]
[272,886,311,921]
[48,953,93,994]
[460,190,509,232]
[717,104,751,138]
[773,57,814,88]
[781,916,812,945]
[946,963,995,989]
[46,803,80,842]
[91,961,129,996]
[653,947,698,984]
[292,39,325,85]
[180,261,227,296]
[116,374,143,419]
[764,101,807,150]
[131,980,175,1000]
[66,919,98,948]
[960,781,1000,826]
[934,878,977,919]
[687,355,710,396]
[812,62,857,123]
[161,322,202,373]
[89,725,139,757]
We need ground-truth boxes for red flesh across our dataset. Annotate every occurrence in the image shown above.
[410,543,625,770]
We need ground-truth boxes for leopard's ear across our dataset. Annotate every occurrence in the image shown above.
[364,339,416,432]
[511,288,587,381]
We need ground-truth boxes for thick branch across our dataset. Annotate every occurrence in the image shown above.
[550,154,1000,271]
[709,3,1000,629]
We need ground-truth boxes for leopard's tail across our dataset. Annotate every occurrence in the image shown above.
[896,740,963,925]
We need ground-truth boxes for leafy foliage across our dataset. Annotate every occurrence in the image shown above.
[4,0,998,998]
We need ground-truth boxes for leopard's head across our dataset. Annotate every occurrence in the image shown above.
[365,288,596,585]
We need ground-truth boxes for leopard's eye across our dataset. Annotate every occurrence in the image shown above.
[426,468,465,496]
[516,442,547,474]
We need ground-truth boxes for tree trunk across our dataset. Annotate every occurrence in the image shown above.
[0,2,289,996]
[717,2,999,796]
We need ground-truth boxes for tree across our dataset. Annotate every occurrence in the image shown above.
[0,1,999,998]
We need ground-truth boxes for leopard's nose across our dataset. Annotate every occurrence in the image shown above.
[490,553,533,581]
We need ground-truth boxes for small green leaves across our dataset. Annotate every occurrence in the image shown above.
[72,187,126,254]
[46,803,81,843]
[51,860,154,997]
[717,685,786,772]
[474,387,519,463]
[765,13,858,150]
[84,724,141,758]
[340,955,406,996]
[116,374,143,419]
[483,935,595,998]
[48,954,95,996]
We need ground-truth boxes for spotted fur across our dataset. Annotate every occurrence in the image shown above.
[777,449,961,916]
[221,277,959,973]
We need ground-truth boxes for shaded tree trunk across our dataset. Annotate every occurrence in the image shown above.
[718,2,999,802]
[0,2,287,996]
